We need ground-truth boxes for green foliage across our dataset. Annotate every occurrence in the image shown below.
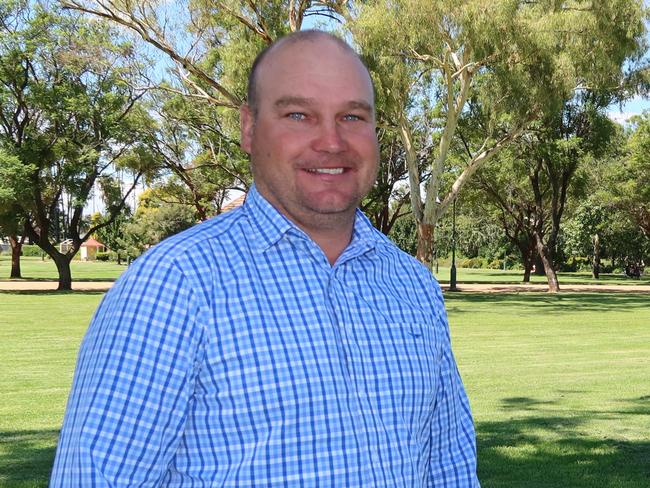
[352,0,647,266]
[19,244,46,257]
[91,208,131,260]
[117,188,198,258]
[95,251,110,261]
[457,257,485,269]
[563,202,609,256]
[388,214,418,256]
[617,112,650,234]
[559,256,592,272]
[0,0,158,286]
[0,148,34,239]
[559,115,650,272]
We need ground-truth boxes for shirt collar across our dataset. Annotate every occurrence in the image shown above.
[243,184,385,258]
[244,184,296,252]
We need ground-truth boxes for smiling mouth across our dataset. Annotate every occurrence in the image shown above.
[305,168,345,175]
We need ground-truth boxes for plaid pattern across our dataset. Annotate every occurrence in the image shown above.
[51,185,479,487]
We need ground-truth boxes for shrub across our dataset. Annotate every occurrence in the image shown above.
[458,257,487,269]
[561,256,591,272]
[95,251,110,261]
[21,244,46,257]
[487,259,504,269]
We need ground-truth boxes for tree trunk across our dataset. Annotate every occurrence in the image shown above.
[533,254,546,276]
[416,222,435,266]
[8,234,22,279]
[534,233,559,292]
[517,239,536,283]
[53,254,73,291]
[592,233,600,279]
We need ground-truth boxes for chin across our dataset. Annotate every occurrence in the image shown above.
[307,201,358,216]
[304,191,361,211]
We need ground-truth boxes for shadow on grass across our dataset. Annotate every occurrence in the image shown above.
[0,429,58,486]
[477,396,650,487]
[2,401,649,488]
[0,290,106,296]
[445,292,650,314]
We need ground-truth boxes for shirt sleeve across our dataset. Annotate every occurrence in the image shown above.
[50,250,207,487]
[428,281,480,487]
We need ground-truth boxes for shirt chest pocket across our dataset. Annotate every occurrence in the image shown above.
[340,321,441,436]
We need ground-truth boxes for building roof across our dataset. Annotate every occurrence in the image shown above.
[221,194,246,213]
[82,238,105,248]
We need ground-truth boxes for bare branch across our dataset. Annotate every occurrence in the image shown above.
[61,0,241,108]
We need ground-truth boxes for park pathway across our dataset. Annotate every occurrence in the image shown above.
[1,280,649,293]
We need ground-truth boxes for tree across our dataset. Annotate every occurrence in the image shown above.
[352,0,648,265]
[476,97,619,291]
[0,1,157,289]
[0,149,33,277]
[61,0,425,240]
[562,201,610,279]
[90,206,131,264]
[118,187,197,259]
[620,112,650,236]
[60,0,349,107]
[361,130,411,234]
[145,91,250,221]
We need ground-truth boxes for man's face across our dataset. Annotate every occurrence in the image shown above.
[240,38,379,231]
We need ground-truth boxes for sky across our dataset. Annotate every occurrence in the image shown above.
[608,95,650,125]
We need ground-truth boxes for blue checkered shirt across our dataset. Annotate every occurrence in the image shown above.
[51,184,479,487]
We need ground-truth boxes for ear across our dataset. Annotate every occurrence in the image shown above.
[240,104,254,154]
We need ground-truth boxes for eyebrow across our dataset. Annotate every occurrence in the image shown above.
[274,96,374,114]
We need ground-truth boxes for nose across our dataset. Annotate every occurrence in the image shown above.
[311,119,348,153]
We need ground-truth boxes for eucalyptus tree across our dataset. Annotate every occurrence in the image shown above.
[352,0,648,265]
[475,97,620,291]
[0,1,157,289]
[145,91,250,221]
[59,0,362,216]
[361,129,414,234]
[60,0,349,106]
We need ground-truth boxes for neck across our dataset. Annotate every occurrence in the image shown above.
[299,217,355,265]
[253,184,357,265]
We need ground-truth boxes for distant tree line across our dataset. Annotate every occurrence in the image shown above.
[0,0,648,291]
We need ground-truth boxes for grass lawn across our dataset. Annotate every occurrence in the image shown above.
[0,256,126,282]
[433,266,650,286]
[1,290,649,487]
[0,291,104,488]
[446,292,650,487]
[2,255,647,287]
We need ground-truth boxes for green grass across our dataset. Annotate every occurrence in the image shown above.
[446,293,650,487]
[0,291,104,487]
[2,255,647,286]
[0,256,126,282]
[433,266,650,286]
[1,291,649,487]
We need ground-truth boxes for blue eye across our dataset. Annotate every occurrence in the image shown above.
[343,114,362,121]
[287,112,306,120]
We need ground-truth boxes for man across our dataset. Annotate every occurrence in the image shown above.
[51,30,479,487]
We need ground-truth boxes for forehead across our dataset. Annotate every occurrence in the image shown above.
[255,38,374,107]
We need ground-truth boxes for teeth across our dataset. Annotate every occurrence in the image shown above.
[307,168,345,175]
